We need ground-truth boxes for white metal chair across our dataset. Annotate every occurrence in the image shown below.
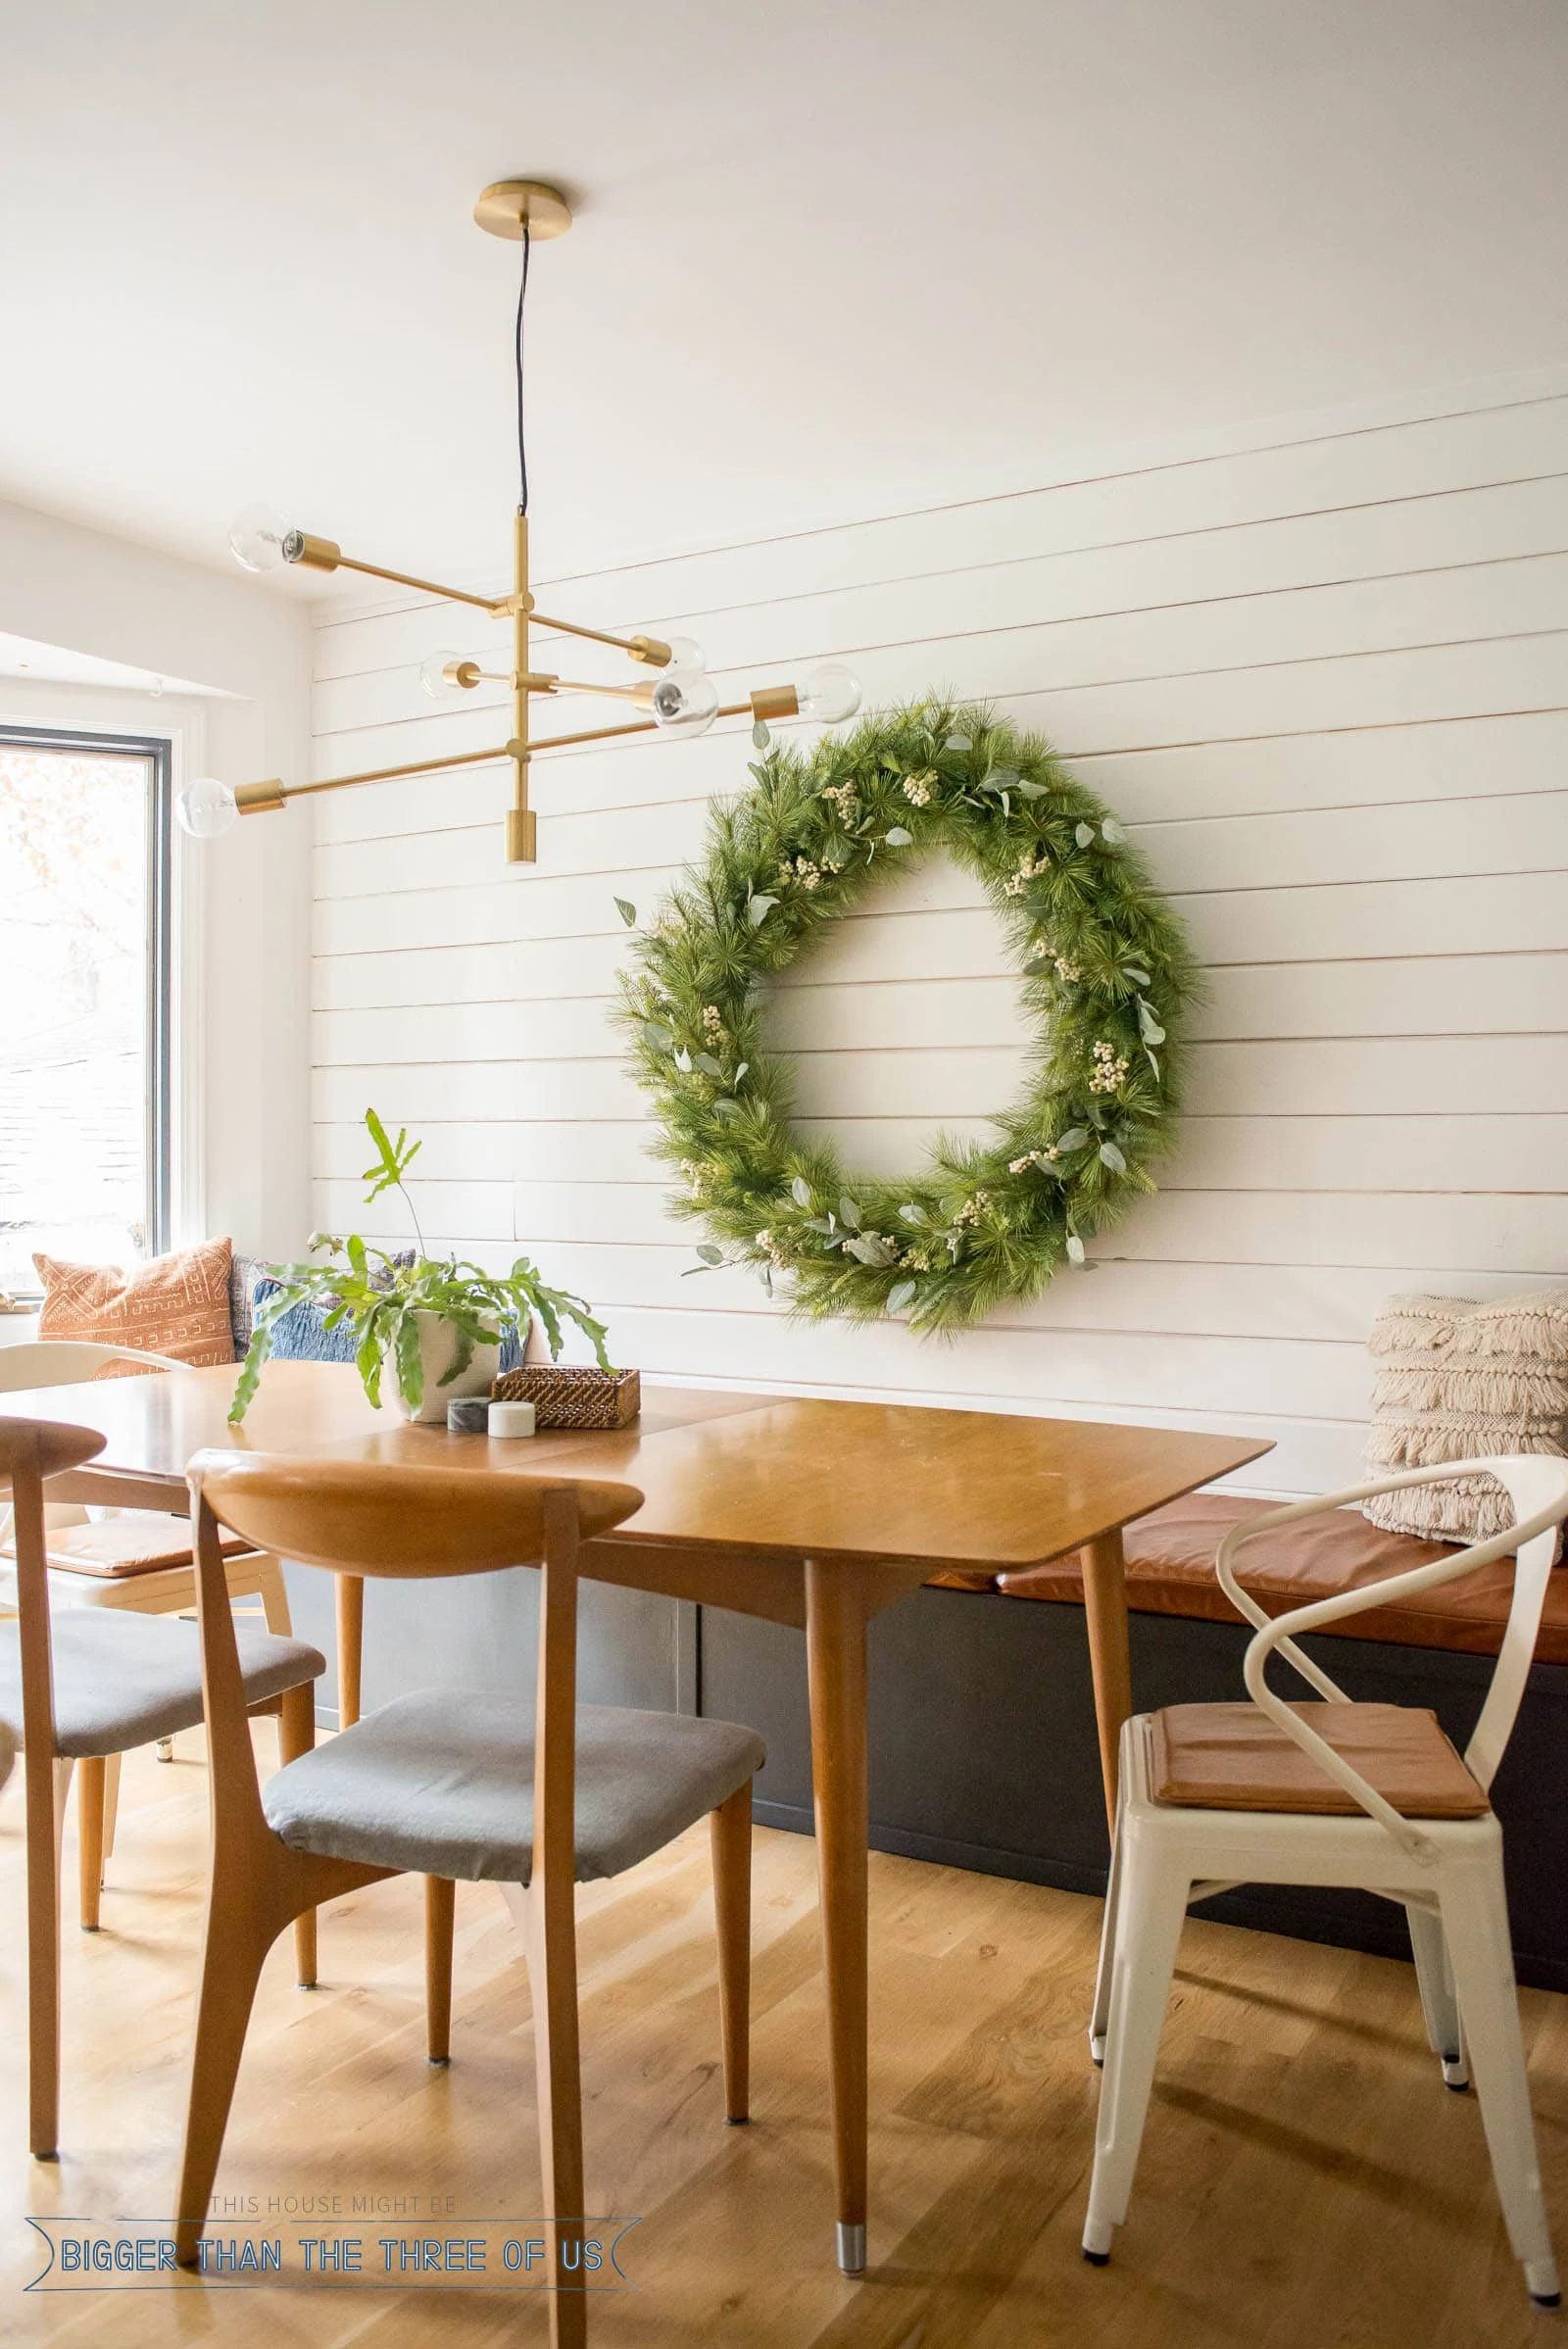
[1083,1454,1568,2308]
[0,1341,291,1927]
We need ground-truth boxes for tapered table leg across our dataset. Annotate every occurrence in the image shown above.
[1080,1527,1133,1835]
[805,1558,869,2276]
[335,1574,364,1729]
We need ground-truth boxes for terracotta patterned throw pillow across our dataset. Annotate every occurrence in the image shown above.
[1362,1291,1568,1542]
[33,1238,236,1373]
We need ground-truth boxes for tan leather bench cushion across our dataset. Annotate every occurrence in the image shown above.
[994,1492,1568,1663]
[1149,1700,1490,1818]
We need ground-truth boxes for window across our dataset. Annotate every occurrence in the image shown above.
[0,725,172,1291]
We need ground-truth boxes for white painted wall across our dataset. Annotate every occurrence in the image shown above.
[309,378,1568,1497]
[0,500,313,1256]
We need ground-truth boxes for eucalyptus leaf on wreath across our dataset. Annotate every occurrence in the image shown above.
[229,1108,612,1424]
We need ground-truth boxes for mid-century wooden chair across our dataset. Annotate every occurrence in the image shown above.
[0,1340,293,1920]
[0,1414,324,2160]
[1083,1453,1568,2308]
[173,1450,766,2346]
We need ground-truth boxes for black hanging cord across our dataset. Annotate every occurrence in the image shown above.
[514,221,532,516]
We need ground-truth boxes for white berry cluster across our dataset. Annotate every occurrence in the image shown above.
[1008,1145,1062,1174]
[1004,847,1052,898]
[902,769,936,806]
[952,1190,993,1228]
[778,853,823,890]
[1090,1041,1130,1095]
[820,779,858,818]
[701,1004,722,1037]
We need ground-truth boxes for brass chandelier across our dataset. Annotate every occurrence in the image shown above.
[176,178,860,863]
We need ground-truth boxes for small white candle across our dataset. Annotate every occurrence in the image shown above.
[488,1398,536,1440]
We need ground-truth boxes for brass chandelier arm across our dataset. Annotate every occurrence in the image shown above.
[527,609,672,665]
[240,743,515,810]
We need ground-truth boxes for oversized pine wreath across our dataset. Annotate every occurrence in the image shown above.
[617,699,1199,1332]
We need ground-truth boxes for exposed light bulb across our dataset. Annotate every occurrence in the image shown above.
[175,778,239,839]
[650,665,719,737]
[796,663,861,724]
[662,636,706,670]
[418,650,482,700]
[227,505,297,572]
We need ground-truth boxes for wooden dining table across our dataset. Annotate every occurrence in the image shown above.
[3,1359,1269,2274]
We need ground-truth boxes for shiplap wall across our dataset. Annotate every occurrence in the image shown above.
[309,384,1568,1498]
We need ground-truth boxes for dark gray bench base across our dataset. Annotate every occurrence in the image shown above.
[699,1586,1568,1994]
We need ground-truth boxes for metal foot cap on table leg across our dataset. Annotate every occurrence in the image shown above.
[1526,2258,1561,2308]
[1082,2216,1113,2266]
[836,2222,866,2276]
[1441,2055,1470,2090]
[1089,2031,1105,2068]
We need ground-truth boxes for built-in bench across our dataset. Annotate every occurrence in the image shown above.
[700,1491,1568,1989]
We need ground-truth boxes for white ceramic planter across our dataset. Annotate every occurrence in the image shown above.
[384,1311,501,1424]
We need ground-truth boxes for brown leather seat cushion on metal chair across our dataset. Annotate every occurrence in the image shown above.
[996,1492,1568,1661]
[40,1513,256,1578]
[1149,1700,1492,1817]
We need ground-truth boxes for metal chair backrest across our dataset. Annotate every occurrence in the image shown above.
[0,1342,189,1394]
[1215,1455,1568,1859]
[185,1449,644,1878]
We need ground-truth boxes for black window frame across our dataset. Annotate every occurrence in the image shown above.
[0,722,174,1265]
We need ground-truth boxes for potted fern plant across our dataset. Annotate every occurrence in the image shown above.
[228,1109,612,1424]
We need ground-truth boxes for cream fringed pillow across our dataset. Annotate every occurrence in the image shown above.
[1362,1292,1568,1542]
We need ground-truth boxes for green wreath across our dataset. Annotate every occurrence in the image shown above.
[617,699,1200,1332]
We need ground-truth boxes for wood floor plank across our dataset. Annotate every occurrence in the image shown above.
[1,1735,1563,2345]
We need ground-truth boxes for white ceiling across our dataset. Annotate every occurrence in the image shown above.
[2,0,1565,595]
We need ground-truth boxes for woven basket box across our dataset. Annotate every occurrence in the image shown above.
[490,1364,641,1431]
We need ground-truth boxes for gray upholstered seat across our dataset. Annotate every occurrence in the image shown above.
[0,1612,324,1759]
[260,1690,767,1884]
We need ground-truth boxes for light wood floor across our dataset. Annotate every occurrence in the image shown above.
[3,1733,1566,2347]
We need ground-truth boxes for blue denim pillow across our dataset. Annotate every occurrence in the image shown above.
[251,1273,525,1371]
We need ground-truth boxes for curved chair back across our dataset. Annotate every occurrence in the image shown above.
[0,1342,189,1394]
[1217,1455,1568,1858]
[187,1450,643,1578]
[0,1415,108,1759]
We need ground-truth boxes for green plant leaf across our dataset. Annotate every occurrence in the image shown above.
[1066,1234,1087,1266]
[1021,954,1054,976]
[696,1243,725,1265]
[734,1061,749,1083]
[886,1279,918,1313]
[1074,821,1096,849]
[1121,964,1152,987]
[673,1046,693,1072]
[696,1051,724,1077]
[946,734,971,753]
[1016,778,1049,800]
[746,895,778,928]
[753,719,771,751]
[1101,817,1127,844]
[712,1097,745,1118]
[883,825,914,847]
[1137,998,1165,1045]
[898,1201,927,1225]
[614,897,637,927]
[1055,1127,1090,1152]
[643,1020,674,1050]
[837,1195,862,1231]
[791,1175,812,1207]
[1099,1141,1128,1173]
